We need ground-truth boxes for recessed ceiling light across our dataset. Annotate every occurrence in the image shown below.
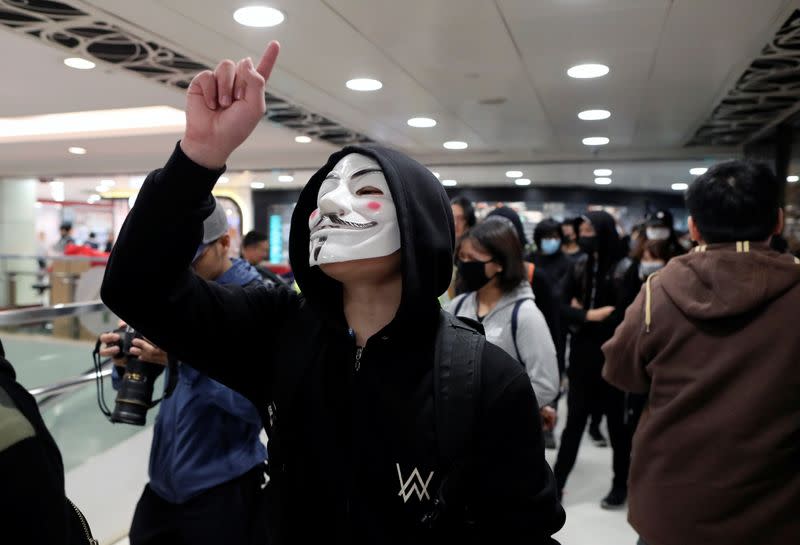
[95,185,107,193]
[515,178,532,186]
[787,175,799,183]
[578,109,611,121]
[690,167,708,176]
[346,78,383,91]
[442,179,458,187]
[431,171,440,179]
[505,170,523,178]
[250,182,265,189]
[443,141,468,150]
[567,64,610,79]
[593,168,612,176]
[594,177,612,185]
[100,179,115,187]
[295,135,312,143]
[68,146,87,155]
[233,6,285,27]
[278,175,294,183]
[672,182,689,191]
[217,176,229,184]
[88,194,101,201]
[407,117,437,128]
[64,57,95,70]
[583,137,609,146]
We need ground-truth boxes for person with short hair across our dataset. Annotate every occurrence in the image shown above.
[603,160,800,545]
[241,230,286,285]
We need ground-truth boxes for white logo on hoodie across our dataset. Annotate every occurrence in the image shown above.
[396,464,434,503]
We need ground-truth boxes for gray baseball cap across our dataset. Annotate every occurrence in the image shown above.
[193,198,229,262]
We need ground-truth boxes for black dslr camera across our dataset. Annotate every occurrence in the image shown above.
[94,325,174,426]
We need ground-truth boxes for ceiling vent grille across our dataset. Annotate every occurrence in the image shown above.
[0,0,371,146]
[688,10,800,147]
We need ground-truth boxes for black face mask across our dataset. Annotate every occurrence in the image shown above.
[578,235,598,254]
[457,259,495,292]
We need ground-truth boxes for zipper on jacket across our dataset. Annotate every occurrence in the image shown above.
[67,498,98,545]
[354,346,363,373]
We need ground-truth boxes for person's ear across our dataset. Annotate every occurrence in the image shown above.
[773,208,785,236]
[687,217,704,244]
[219,234,231,251]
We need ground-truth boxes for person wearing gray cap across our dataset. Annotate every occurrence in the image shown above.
[98,198,270,545]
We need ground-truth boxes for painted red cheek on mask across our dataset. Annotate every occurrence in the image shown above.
[366,201,382,211]
[310,209,319,219]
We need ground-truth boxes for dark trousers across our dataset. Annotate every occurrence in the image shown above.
[130,465,266,545]
[554,371,632,491]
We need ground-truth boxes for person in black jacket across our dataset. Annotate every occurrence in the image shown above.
[532,219,572,297]
[101,42,565,545]
[553,210,633,509]
[0,337,97,544]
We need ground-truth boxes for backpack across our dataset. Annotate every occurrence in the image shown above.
[265,309,488,538]
[451,296,528,367]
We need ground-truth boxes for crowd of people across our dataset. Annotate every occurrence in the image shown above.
[1,41,799,545]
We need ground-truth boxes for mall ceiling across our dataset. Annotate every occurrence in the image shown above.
[1,0,799,193]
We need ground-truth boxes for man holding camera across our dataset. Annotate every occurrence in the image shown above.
[100,199,268,545]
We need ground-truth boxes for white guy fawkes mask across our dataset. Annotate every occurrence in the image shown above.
[308,153,401,266]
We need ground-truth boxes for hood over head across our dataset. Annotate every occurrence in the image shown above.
[0,337,13,380]
[488,206,528,246]
[583,210,625,266]
[290,145,454,325]
[658,244,800,320]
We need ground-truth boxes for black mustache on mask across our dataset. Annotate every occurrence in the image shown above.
[311,214,378,234]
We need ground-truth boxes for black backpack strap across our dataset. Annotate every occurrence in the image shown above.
[434,309,484,463]
[423,310,485,529]
[510,299,526,365]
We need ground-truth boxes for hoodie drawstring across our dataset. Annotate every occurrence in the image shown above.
[645,272,658,333]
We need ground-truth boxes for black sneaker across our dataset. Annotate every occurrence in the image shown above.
[600,487,627,510]
[544,429,557,450]
[589,427,608,447]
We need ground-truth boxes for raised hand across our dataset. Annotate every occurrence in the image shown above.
[181,41,280,169]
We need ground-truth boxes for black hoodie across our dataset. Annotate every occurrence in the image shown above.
[0,339,93,544]
[560,211,631,374]
[102,143,565,544]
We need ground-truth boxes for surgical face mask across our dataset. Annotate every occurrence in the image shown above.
[540,238,561,256]
[457,259,494,292]
[639,261,665,280]
[646,227,670,241]
[308,154,401,266]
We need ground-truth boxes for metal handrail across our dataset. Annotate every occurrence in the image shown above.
[0,253,108,263]
[29,367,113,397]
[0,300,107,326]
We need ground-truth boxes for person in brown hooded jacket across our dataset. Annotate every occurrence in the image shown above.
[602,160,800,545]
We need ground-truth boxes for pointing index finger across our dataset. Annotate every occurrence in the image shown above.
[255,41,280,81]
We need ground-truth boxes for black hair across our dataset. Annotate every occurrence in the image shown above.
[242,230,269,248]
[685,160,781,243]
[60,222,72,231]
[533,218,563,248]
[450,196,476,229]
[460,216,526,293]
[487,206,528,246]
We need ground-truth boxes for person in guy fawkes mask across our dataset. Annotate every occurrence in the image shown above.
[553,210,634,509]
[101,42,565,545]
